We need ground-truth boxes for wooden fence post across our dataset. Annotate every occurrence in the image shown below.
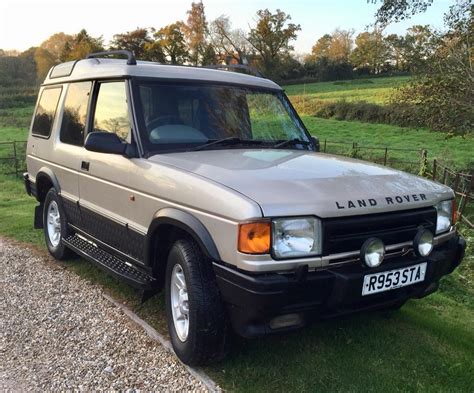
[13,141,18,178]
[419,149,428,177]
[352,142,358,158]
[324,139,327,152]
[453,172,460,194]
[432,159,437,181]
[303,83,306,114]
[383,147,388,166]
[458,171,474,219]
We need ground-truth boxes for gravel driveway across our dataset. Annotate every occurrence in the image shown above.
[0,237,207,391]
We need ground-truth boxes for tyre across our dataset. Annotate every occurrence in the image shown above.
[43,188,73,260]
[165,238,228,365]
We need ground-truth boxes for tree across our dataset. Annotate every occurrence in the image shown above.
[372,0,434,25]
[328,29,354,62]
[210,15,251,64]
[309,29,354,63]
[351,29,390,73]
[385,33,407,70]
[153,22,188,64]
[403,25,435,71]
[110,28,152,60]
[248,9,301,77]
[40,33,73,62]
[201,43,216,65]
[143,41,167,63]
[0,48,36,86]
[183,1,209,65]
[34,47,56,81]
[61,29,104,61]
[310,34,333,60]
[393,1,473,135]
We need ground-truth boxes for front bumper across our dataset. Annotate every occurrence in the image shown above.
[214,235,466,338]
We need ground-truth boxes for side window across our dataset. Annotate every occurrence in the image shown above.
[60,82,92,146]
[32,87,62,137]
[93,81,131,142]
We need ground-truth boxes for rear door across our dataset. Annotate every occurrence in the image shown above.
[54,81,92,225]
[78,80,145,262]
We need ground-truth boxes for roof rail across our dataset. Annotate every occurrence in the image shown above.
[204,64,264,78]
[86,50,137,65]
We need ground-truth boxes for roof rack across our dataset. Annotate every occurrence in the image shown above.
[204,64,264,78]
[86,50,137,65]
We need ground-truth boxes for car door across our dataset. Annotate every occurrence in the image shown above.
[53,81,92,226]
[78,80,145,263]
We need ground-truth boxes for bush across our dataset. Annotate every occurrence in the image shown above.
[308,100,428,130]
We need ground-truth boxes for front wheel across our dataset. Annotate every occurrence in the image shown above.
[165,239,228,365]
[43,188,73,260]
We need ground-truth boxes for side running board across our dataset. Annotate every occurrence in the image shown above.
[63,234,157,290]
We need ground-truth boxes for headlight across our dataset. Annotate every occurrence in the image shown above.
[272,217,322,259]
[435,200,453,234]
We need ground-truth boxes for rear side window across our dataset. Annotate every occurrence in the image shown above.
[60,82,92,146]
[32,87,62,137]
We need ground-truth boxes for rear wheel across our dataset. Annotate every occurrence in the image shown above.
[165,238,228,365]
[43,188,73,260]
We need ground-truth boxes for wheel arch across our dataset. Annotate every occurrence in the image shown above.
[35,167,61,202]
[145,208,221,286]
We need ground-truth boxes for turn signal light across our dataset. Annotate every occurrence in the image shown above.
[238,222,271,254]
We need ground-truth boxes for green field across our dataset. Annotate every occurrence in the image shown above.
[284,76,410,105]
[302,116,473,170]
[1,78,473,391]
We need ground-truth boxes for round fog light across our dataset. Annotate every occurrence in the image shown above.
[414,229,434,257]
[361,237,385,268]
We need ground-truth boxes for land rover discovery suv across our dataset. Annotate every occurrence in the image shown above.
[24,50,466,365]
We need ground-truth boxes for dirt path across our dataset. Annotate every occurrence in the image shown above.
[0,237,207,391]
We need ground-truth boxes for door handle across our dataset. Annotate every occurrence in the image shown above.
[81,161,90,171]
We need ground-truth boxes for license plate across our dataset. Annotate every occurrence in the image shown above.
[362,262,427,296]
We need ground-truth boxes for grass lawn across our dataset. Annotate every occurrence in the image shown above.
[284,76,410,105]
[0,127,28,142]
[301,116,474,170]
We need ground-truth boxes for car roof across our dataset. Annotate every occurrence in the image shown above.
[43,58,282,91]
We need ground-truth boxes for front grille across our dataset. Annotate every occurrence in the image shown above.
[322,207,437,256]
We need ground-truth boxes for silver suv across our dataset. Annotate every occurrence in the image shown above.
[24,50,465,365]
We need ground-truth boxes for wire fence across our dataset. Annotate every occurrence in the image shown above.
[1,138,472,227]
[320,139,428,175]
[428,160,474,228]
[0,141,27,177]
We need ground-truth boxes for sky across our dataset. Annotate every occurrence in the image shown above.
[0,0,452,54]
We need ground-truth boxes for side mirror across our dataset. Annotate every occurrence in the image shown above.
[85,131,127,155]
[311,136,320,152]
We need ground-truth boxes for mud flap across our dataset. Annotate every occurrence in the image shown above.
[34,204,44,229]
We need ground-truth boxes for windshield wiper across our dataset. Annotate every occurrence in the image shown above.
[272,138,312,149]
[191,137,263,151]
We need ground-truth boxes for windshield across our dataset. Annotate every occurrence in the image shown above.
[133,81,311,154]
